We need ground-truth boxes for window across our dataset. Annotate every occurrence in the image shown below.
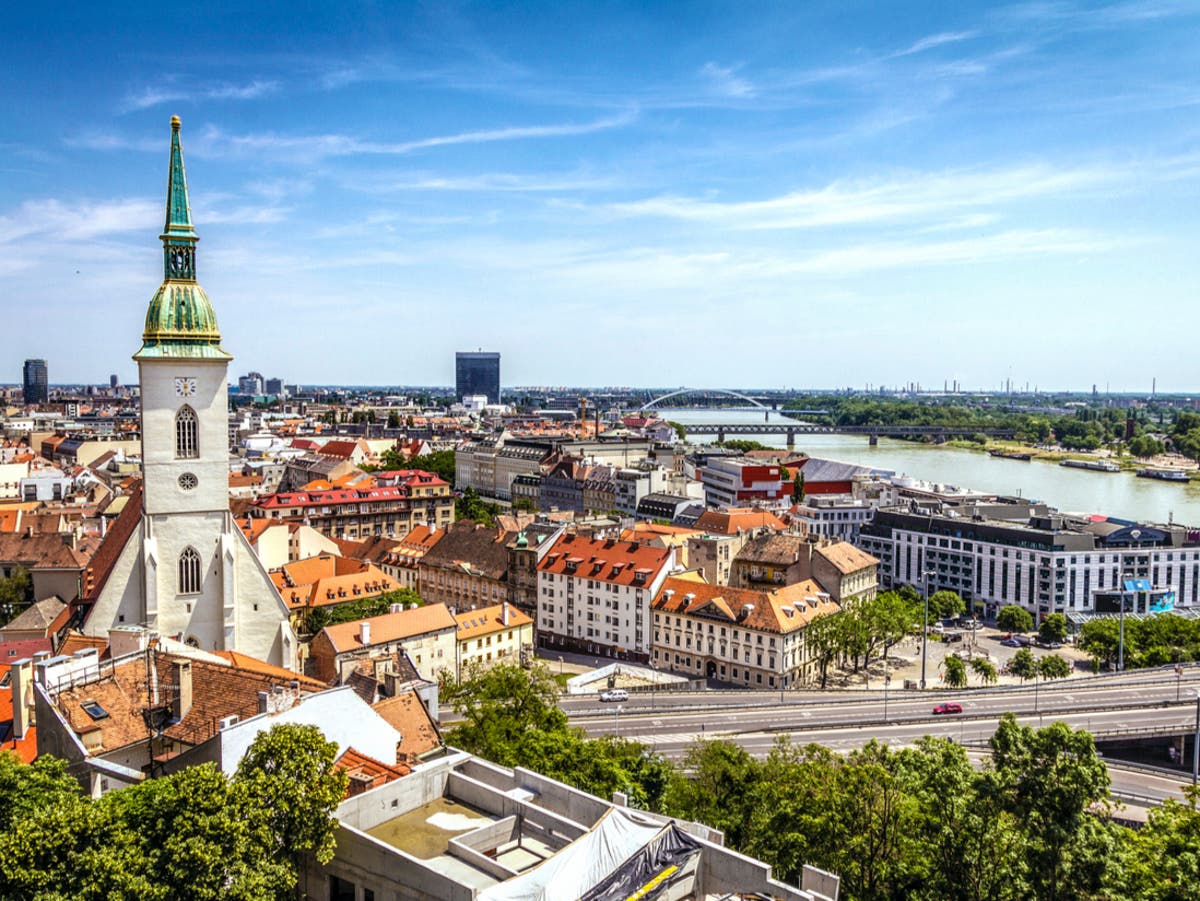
[179,547,202,594]
[175,405,199,458]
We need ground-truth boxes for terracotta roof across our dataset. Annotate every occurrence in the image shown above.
[693,508,788,535]
[82,483,142,602]
[228,472,263,487]
[317,440,365,460]
[538,532,672,586]
[655,575,838,634]
[734,533,809,567]
[814,541,879,575]
[336,745,409,796]
[272,556,397,610]
[58,631,110,659]
[419,521,514,580]
[0,638,53,661]
[237,516,275,543]
[0,662,37,763]
[209,651,327,690]
[320,603,457,654]
[453,603,533,641]
[0,532,97,572]
[371,691,441,761]
[51,650,314,754]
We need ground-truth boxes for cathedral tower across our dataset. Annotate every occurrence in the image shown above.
[83,118,296,669]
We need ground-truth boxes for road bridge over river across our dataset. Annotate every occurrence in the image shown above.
[678,421,1018,447]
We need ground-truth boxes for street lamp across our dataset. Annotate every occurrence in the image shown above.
[1193,692,1200,786]
[921,569,937,690]
[1119,570,1133,672]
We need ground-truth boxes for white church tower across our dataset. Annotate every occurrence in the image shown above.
[83,117,297,669]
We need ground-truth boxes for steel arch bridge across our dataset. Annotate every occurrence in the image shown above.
[642,388,767,410]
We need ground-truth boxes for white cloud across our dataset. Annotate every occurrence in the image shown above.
[896,30,980,57]
[700,62,756,98]
[121,79,280,112]
[0,198,158,245]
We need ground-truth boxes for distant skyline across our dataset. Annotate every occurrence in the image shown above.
[3,2,1198,389]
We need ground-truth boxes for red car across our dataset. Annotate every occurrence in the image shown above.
[933,702,963,715]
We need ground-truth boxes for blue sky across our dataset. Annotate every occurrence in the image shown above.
[2,1,1198,390]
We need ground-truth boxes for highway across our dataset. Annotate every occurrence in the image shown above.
[564,668,1200,806]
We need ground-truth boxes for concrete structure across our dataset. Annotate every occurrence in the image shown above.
[81,118,297,670]
[701,457,785,509]
[22,359,48,405]
[536,532,676,662]
[794,494,875,544]
[456,351,501,404]
[858,503,1200,620]
[306,749,838,901]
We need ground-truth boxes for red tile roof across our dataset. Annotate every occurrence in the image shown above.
[82,483,142,602]
[537,532,673,586]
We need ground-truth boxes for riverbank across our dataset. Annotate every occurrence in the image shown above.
[943,438,1200,481]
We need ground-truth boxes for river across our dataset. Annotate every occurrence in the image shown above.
[666,409,1200,527]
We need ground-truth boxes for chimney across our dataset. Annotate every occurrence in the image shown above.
[10,659,33,740]
[257,690,270,714]
[172,660,192,720]
[502,602,510,626]
[360,621,371,645]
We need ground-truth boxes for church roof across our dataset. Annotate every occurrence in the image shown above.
[134,116,231,362]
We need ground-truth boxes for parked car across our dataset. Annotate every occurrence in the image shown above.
[1000,638,1022,648]
[945,632,964,643]
[1037,640,1063,650]
[599,689,628,702]
[933,702,963,715]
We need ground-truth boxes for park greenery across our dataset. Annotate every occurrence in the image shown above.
[302,587,423,634]
[455,486,503,527]
[368,448,457,485]
[997,605,1035,634]
[442,662,1200,901]
[0,565,32,626]
[714,438,772,453]
[1078,613,1200,669]
[0,723,347,901]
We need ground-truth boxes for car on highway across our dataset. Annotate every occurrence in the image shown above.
[932,702,963,715]
[1000,638,1022,647]
[598,689,629,702]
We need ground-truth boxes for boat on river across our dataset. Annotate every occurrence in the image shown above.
[1061,459,1121,473]
[1136,468,1191,482]
[989,449,1032,461]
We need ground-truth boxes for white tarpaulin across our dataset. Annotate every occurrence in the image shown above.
[478,808,666,901]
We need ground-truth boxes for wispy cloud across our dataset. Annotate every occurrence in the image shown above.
[121,79,280,112]
[0,198,158,245]
[201,110,638,162]
[603,160,1182,231]
[700,62,756,98]
[896,30,979,57]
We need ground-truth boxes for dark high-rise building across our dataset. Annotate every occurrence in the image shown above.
[455,351,501,404]
[110,374,120,389]
[22,359,48,405]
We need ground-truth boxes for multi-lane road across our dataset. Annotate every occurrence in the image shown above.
[563,667,1200,807]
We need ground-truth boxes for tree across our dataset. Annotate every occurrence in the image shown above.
[512,497,535,512]
[386,411,401,429]
[988,713,1114,901]
[1116,783,1200,900]
[235,723,349,878]
[455,487,501,527]
[667,421,687,441]
[443,663,568,764]
[1078,617,1122,669]
[928,590,965,620]
[943,655,968,688]
[1008,648,1037,682]
[0,751,81,832]
[303,587,423,634]
[794,471,805,503]
[1038,654,1072,680]
[1039,613,1069,644]
[0,565,32,624]
[969,657,998,686]
[997,605,1034,634]
[664,740,760,849]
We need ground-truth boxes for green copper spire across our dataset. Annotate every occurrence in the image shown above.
[134,116,231,362]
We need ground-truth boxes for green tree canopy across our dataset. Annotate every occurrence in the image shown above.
[1039,613,1069,644]
[1038,654,1072,680]
[943,655,968,688]
[928,590,966,620]
[1008,648,1038,682]
[997,605,1035,634]
[969,656,998,685]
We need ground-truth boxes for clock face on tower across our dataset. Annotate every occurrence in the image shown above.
[174,377,197,397]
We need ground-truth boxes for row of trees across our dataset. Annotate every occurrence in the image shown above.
[0,724,348,901]
[1078,613,1200,669]
[780,395,1200,458]
[444,663,1200,901]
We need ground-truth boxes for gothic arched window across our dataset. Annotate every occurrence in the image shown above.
[176,405,198,459]
[179,546,202,595]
